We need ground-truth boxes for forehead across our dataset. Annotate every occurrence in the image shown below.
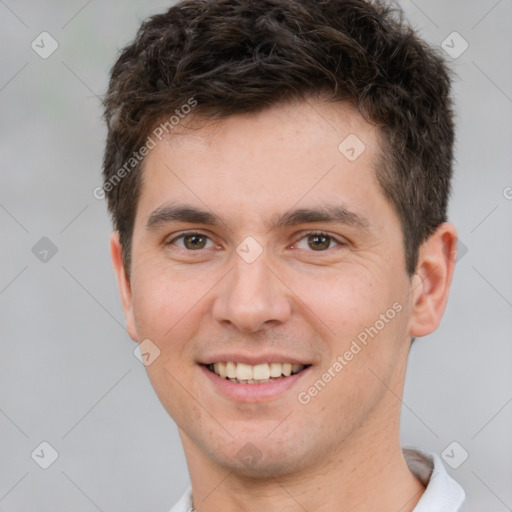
[135,99,389,231]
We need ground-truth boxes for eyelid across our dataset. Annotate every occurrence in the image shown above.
[165,230,218,249]
[291,230,347,250]
[164,229,347,251]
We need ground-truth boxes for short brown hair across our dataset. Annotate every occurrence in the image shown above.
[102,0,454,276]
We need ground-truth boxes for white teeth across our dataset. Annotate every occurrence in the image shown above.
[209,361,306,382]
[226,361,237,379]
[253,363,270,380]
[216,362,227,379]
[236,363,253,381]
[269,363,282,377]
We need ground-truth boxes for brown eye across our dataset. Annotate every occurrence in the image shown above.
[293,232,342,252]
[168,233,215,251]
[183,234,208,250]
[307,234,332,251]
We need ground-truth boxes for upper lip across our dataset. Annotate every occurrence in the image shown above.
[200,353,311,366]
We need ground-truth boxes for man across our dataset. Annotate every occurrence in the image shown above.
[102,0,466,510]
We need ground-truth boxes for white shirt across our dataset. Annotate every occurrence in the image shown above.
[169,447,466,512]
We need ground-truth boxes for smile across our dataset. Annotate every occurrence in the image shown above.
[206,361,309,384]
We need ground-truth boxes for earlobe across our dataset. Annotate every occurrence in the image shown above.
[109,232,138,341]
[408,223,458,338]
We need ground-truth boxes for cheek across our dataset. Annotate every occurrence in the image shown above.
[130,261,207,340]
[143,359,196,433]
[290,263,410,387]
[290,265,397,336]
[129,262,219,385]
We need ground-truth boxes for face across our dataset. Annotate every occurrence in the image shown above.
[111,99,450,478]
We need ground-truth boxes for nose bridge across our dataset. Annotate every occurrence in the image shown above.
[213,249,291,332]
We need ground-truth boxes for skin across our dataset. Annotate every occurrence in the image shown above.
[111,98,457,512]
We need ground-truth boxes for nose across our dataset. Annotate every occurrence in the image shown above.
[212,253,292,333]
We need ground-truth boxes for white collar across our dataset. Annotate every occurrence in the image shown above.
[403,447,466,511]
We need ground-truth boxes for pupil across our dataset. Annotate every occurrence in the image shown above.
[309,234,330,250]
[185,235,205,250]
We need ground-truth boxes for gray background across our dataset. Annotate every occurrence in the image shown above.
[0,0,511,510]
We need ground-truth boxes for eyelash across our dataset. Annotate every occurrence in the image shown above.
[292,231,345,251]
[166,231,346,252]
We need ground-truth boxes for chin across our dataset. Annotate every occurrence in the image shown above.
[210,439,314,479]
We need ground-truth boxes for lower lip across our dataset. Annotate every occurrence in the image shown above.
[199,364,312,402]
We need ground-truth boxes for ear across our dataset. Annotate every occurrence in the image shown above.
[110,231,138,341]
[408,222,458,338]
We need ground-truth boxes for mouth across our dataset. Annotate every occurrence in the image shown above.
[204,361,311,384]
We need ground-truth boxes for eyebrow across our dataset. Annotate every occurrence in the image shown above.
[145,203,371,232]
